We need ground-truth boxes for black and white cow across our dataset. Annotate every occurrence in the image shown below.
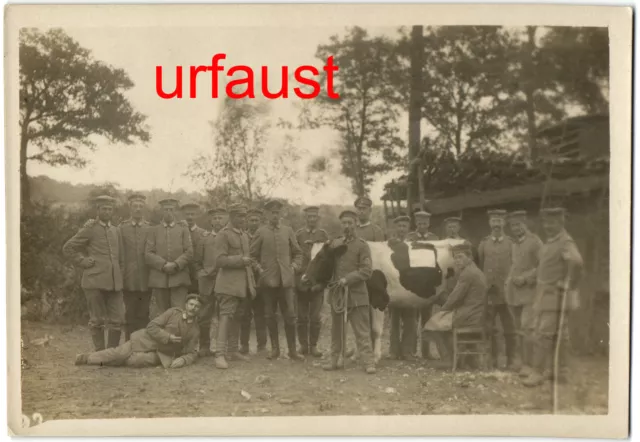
[304,238,465,363]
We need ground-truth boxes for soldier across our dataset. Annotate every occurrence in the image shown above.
[478,209,516,370]
[209,207,228,234]
[443,217,464,239]
[354,196,386,241]
[118,193,152,341]
[212,204,257,369]
[523,208,583,387]
[75,294,202,369]
[145,198,194,316]
[250,199,304,361]
[239,208,268,355]
[406,210,439,358]
[193,208,224,357]
[181,202,206,294]
[423,241,488,369]
[323,210,376,374]
[62,195,125,350]
[387,215,419,360]
[295,206,330,357]
[505,210,543,378]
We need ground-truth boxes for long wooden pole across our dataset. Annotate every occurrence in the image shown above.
[407,25,424,220]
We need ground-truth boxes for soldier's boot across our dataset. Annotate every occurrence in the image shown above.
[75,353,89,365]
[209,315,219,356]
[214,316,230,369]
[91,328,105,352]
[522,340,547,388]
[227,319,250,362]
[543,338,569,384]
[297,323,309,355]
[199,326,212,357]
[267,322,280,360]
[107,330,121,349]
[285,324,305,361]
[309,324,323,358]
[323,354,343,371]
[519,337,535,378]
[239,317,251,355]
[505,334,520,372]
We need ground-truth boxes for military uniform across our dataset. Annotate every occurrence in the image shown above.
[118,218,152,340]
[62,196,125,351]
[506,227,543,372]
[194,229,218,354]
[524,222,583,386]
[295,225,329,355]
[240,227,268,354]
[212,208,256,368]
[145,220,193,316]
[356,223,386,242]
[478,232,516,367]
[250,215,303,359]
[325,233,376,371]
[187,223,207,293]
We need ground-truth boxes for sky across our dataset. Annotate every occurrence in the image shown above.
[29,26,404,205]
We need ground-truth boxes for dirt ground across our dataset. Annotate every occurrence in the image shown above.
[20,317,608,422]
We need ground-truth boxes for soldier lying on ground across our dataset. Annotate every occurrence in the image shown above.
[74,294,202,369]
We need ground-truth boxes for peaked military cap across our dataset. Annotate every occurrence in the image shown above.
[394,215,411,224]
[185,293,203,304]
[444,216,462,224]
[487,209,507,218]
[158,198,179,207]
[540,207,567,218]
[247,208,263,217]
[451,241,473,255]
[207,207,227,215]
[354,196,373,208]
[180,201,201,210]
[229,203,248,215]
[303,206,320,214]
[264,199,283,210]
[414,211,432,219]
[94,195,116,208]
[339,210,358,220]
[127,193,146,203]
[507,210,528,219]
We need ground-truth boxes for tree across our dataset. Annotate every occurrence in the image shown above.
[299,27,406,196]
[19,28,150,211]
[186,97,301,204]
[397,26,514,157]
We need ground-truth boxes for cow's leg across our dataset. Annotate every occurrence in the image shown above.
[370,307,385,364]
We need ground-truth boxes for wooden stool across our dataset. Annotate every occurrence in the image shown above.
[452,325,492,372]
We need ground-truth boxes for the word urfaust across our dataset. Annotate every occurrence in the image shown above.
[155,53,340,100]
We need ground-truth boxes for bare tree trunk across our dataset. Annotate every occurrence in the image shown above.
[407,25,424,217]
[20,129,31,213]
[524,26,539,161]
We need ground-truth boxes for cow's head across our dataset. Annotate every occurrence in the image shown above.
[303,241,348,286]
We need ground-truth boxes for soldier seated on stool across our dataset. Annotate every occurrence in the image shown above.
[423,241,487,369]
[75,294,202,369]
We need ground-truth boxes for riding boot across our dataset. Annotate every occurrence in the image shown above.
[286,324,305,361]
[199,326,212,357]
[239,315,251,354]
[227,318,250,362]
[309,323,323,357]
[505,334,519,371]
[267,321,280,360]
[209,314,219,355]
[215,316,230,369]
[297,323,309,355]
[522,340,547,387]
[91,328,105,352]
[107,330,121,348]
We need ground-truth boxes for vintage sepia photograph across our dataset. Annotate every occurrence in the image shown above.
[5,3,631,437]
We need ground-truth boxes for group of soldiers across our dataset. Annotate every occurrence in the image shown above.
[66,192,583,387]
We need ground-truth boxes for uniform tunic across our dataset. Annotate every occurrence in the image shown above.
[478,235,513,305]
[441,262,487,328]
[63,220,124,292]
[118,219,151,292]
[406,231,439,241]
[195,231,218,297]
[330,236,373,308]
[213,226,256,302]
[188,224,207,291]
[145,221,193,289]
[356,222,386,242]
[534,230,584,313]
[250,223,303,289]
[506,231,543,306]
